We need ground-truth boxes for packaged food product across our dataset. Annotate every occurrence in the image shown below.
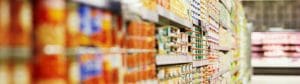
[10,0,32,83]
[0,0,10,59]
[79,47,103,84]
[78,4,92,46]
[0,0,10,84]
[141,0,156,11]
[78,4,113,47]
[33,0,67,83]
[0,63,11,84]
[157,64,193,83]
[9,0,32,48]
[66,1,80,84]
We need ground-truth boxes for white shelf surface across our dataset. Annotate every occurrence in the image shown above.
[74,0,108,8]
[156,55,193,65]
[252,57,300,68]
[139,7,159,23]
[216,46,231,51]
[210,68,230,80]
[126,49,156,53]
[192,59,211,67]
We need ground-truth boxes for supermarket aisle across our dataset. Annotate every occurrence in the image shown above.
[251,75,300,84]
[0,0,251,84]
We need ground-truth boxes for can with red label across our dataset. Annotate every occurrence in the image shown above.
[9,0,32,84]
[0,0,11,84]
[33,0,67,84]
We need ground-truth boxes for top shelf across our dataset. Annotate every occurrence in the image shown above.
[76,0,195,29]
[216,46,231,52]
[156,55,193,66]
[74,0,109,8]
[156,5,193,29]
[209,68,230,80]
[193,59,212,67]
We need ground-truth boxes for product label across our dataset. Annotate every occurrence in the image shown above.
[66,2,80,48]
[10,0,32,47]
[13,64,31,84]
[68,62,80,84]
[78,4,92,36]
[0,64,10,84]
[79,47,103,81]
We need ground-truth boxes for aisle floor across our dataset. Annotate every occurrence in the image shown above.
[251,75,300,84]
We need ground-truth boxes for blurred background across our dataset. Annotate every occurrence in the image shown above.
[0,0,299,84]
[243,0,300,83]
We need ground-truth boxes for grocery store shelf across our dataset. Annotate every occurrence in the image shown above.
[156,55,193,66]
[219,0,231,12]
[126,49,156,53]
[157,5,193,29]
[74,0,108,8]
[139,7,159,23]
[242,0,293,1]
[209,68,230,80]
[217,46,230,52]
[235,70,251,83]
[192,19,200,26]
[252,58,300,68]
[192,59,211,67]
[255,43,300,45]
[254,67,300,75]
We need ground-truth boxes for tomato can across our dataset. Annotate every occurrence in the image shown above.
[0,0,11,84]
[33,0,67,83]
[10,0,32,84]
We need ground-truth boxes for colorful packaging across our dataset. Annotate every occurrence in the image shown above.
[33,0,66,83]
[9,0,32,84]
[0,63,10,84]
[78,47,104,84]
[0,0,10,84]
[9,0,32,47]
[78,4,113,47]
[0,0,10,59]
[123,20,156,83]
[66,1,80,84]
[78,4,92,46]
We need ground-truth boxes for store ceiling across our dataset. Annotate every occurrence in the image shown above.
[242,0,300,31]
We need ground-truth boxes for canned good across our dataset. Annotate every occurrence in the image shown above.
[10,1,33,84]
[79,47,103,84]
[66,1,80,84]
[33,0,67,83]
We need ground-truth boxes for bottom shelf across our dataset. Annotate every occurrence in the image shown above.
[252,57,300,68]
[254,67,300,75]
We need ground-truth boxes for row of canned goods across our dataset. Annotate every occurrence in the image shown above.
[157,64,193,84]
[193,65,218,84]
[123,20,157,83]
[0,0,157,84]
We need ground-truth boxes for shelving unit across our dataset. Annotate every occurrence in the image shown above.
[209,68,230,80]
[0,0,251,84]
[252,32,300,73]
[192,59,212,67]
[156,55,193,66]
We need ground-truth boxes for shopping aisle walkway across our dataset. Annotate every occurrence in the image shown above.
[252,75,300,84]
